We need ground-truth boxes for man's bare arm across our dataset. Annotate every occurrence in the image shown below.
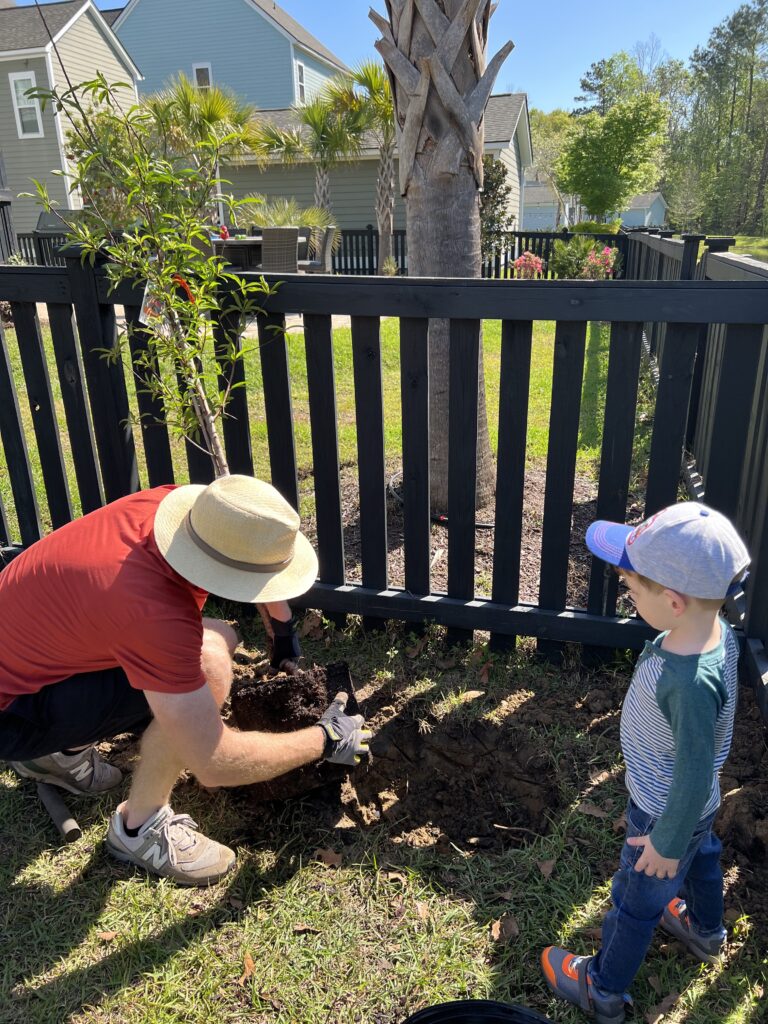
[144,686,325,788]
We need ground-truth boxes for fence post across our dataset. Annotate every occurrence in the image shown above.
[64,249,139,500]
[680,234,705,280]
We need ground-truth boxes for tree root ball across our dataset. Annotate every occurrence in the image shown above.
[229,661,359,802]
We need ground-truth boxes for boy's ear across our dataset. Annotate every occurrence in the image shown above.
[663,588,688,617]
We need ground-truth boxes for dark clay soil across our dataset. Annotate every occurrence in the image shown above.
[229,662,359,802]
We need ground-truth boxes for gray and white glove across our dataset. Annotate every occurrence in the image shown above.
[317,692,371,766]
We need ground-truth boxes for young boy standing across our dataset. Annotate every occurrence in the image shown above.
[541,502,750,1024]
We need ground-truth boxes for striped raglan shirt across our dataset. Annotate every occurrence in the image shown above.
[619,618,739,858]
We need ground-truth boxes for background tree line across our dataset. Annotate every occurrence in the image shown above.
[530,0,768,234]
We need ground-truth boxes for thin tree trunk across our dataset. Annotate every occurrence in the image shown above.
[376,137,396,271]
[745,129,768,234]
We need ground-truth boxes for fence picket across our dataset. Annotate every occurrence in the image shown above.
[538,320,587,658]
[490,319,533,650]
[352,316,387,629]
[399,317,430,597]
[304,313,345,587]
[447,319,481,646]
[123,304,175,488]
[0,322,41,545]
[213,296,253,477]
[587,322,643,618]
[645,322,700,515]
[257,312,298,510]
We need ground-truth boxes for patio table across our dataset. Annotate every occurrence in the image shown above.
[213,236,263,270]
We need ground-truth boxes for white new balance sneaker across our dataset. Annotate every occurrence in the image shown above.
[11,747,122,794]
[106,804,236,886]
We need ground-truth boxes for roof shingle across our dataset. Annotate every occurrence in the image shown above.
[0,0,86,51]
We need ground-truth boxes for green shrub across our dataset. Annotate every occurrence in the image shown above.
[570,219,622,234]
[549,235,595,278]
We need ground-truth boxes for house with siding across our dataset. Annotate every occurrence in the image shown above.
[523,175,668,230]
[0,0,140,234]
[224,93,533,232]
[109,0,348,106]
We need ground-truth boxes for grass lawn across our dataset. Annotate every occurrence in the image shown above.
[731,236,768,262]
[0,618,765,1024]
[0,318,613,539]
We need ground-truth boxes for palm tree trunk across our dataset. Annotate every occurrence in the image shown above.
[373,0,512,513]
[376,138,396,271]
[315,166,331,213]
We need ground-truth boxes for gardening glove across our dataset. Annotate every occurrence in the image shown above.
[317,692,372,766]
[268,615,302,675]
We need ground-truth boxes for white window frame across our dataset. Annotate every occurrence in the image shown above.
[9,70,44,140]
[296,61,306,104]
[192,62,212,90]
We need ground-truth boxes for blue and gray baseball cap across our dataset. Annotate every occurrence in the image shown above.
[586,502,750,599]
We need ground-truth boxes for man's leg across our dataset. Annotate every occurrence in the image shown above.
[106,620,239,886]
[121,619,238,827]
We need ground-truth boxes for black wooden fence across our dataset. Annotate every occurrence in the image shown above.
[0,156,14,264]
[2,251,768,715]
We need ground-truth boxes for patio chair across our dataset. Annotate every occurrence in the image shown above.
[258,226,299,273]
[299,225,336,274]
[297,228,311,262]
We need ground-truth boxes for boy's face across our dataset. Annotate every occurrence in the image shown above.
[620,572,681,631]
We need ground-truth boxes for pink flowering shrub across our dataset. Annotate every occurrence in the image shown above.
[581,245,622,279]
[513,250,545,279]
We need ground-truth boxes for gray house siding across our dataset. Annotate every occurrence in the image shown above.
[294,47,337,103]
[115,0,295,105]
[620,196,668,228]
[496,137,522,227]
[224,158,407,230]
[52,8,137,101]
[0,57,67,235]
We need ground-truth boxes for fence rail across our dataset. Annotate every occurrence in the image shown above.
[2,251,768,687]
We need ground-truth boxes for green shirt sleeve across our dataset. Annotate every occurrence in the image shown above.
[650,661,726,859]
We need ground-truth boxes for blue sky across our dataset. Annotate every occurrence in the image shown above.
[20,0,740,111]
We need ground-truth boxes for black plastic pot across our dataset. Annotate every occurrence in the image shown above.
[401,1000,553,1024]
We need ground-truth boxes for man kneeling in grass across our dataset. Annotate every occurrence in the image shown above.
[0,475,371,886]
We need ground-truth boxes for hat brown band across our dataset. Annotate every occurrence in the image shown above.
[185,512,293,574]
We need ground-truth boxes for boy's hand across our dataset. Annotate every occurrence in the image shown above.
[627,835,680,879]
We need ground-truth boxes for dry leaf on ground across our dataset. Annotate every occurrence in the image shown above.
[490,914,520,943]
[406,635,428,658]
[96,931,118,942]
[293,923,320,935]
[577,801,611,819]
[645,991,680,1023]
[537,859,557,879]
[314,847,343,868]
[383,870,407,884]
[299,610,323,639]
[613,812,628,832]
[238,952,255,986]
[260,991,283,1011]
[479,662,492,684]
[416,901,430,920]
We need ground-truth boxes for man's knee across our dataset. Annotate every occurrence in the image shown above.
[202,618,239,658]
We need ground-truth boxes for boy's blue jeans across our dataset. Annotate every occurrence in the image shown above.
[590,799,724,994]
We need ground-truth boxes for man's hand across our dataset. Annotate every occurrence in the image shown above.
[268,615,302,675]
[627,834,680,879]
[318,692,371,766]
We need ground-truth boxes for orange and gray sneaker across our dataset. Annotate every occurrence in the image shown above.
[10,748,122,794]
[660,898,726,964]
[106,804,236,886]
[541,947,631,1024]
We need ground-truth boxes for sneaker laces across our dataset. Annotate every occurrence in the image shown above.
[161,812,201,868]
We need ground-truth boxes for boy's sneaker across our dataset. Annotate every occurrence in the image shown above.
[10,748,122,794]
[106,804,236,886]
[660,898,726,964]
[541,947,631,1024]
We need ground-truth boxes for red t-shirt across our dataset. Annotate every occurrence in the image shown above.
[0,485,208,712]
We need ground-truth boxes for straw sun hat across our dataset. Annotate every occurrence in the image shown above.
[154,475,318,603]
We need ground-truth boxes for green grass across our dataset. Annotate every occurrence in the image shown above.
[731,236,768,262]
[0,318,614,540]
[0,620,765,1023]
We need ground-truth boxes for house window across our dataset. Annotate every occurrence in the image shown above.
[9,71,44,139]
[296,62,306,104]
[193,63,212,90]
